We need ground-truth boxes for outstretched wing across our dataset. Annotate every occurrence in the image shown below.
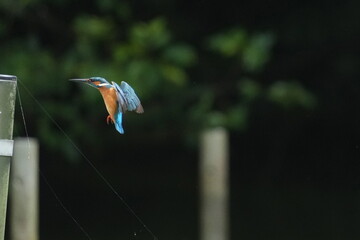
[112,82,127,113]
[112,81,144,113]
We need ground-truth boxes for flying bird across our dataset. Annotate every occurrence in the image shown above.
[69,77,144,134]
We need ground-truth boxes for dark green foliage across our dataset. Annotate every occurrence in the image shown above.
[0,2,315,154]
[4,1,358,239]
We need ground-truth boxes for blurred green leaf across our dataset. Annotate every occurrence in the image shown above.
[239,79,262,101]
[97,0,131,19]
[208,28,247,57]
[160,64,187,86]
[162,44,197,67]
[206,111,227,128]
[188,89,214,125]
[242,33,275,72]
[130,17,171,49]
[0,0,39,15]
[125,60,159,82]
[74,15,114,41]
[113,43,132,62]
[267,81,317,109]
[226,105,248,130]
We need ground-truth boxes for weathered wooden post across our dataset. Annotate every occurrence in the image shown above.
[10,138,39,240]
[0,74,17,240]
[200,127,229,240]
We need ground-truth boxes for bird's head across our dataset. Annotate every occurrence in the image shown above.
[69,77,111,88]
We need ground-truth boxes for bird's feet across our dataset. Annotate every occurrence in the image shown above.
[106,115,113,125]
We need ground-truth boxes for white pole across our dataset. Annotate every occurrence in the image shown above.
[200,127,229,240]
[10,138,39,240]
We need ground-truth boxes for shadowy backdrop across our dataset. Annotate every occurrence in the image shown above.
[1,0,360,239]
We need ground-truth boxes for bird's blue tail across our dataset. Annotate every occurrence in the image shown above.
[114,112,124,134]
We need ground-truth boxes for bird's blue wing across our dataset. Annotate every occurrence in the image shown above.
[120,81,144,113]
[112,81,144,113]
[112,81,127,113]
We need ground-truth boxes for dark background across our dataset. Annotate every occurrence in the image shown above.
[2,0,360,239]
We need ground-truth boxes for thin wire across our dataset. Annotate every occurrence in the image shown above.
[17,79,158,240]
[16,83,93,240]
[39,173,94,240]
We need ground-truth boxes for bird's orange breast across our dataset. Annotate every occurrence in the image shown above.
[98,87,118,121]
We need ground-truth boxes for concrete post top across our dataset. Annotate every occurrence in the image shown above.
[0,74,17,81]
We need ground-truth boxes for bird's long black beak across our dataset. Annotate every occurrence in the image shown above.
[69,78,89,82]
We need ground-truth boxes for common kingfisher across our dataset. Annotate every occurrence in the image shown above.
[69,77,144,134]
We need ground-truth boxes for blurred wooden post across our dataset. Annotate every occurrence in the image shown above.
[0,74,17,240]
[10,138,39,240]
[200,127,229,240]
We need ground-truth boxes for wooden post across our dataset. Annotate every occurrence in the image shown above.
[0,74,17,240]
[10,138,39,240]
[200,127,229,240]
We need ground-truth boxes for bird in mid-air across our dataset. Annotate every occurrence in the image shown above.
[69,77,144,134]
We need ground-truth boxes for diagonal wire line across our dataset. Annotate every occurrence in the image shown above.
[17,83,93,240]
[17,79,158,240]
